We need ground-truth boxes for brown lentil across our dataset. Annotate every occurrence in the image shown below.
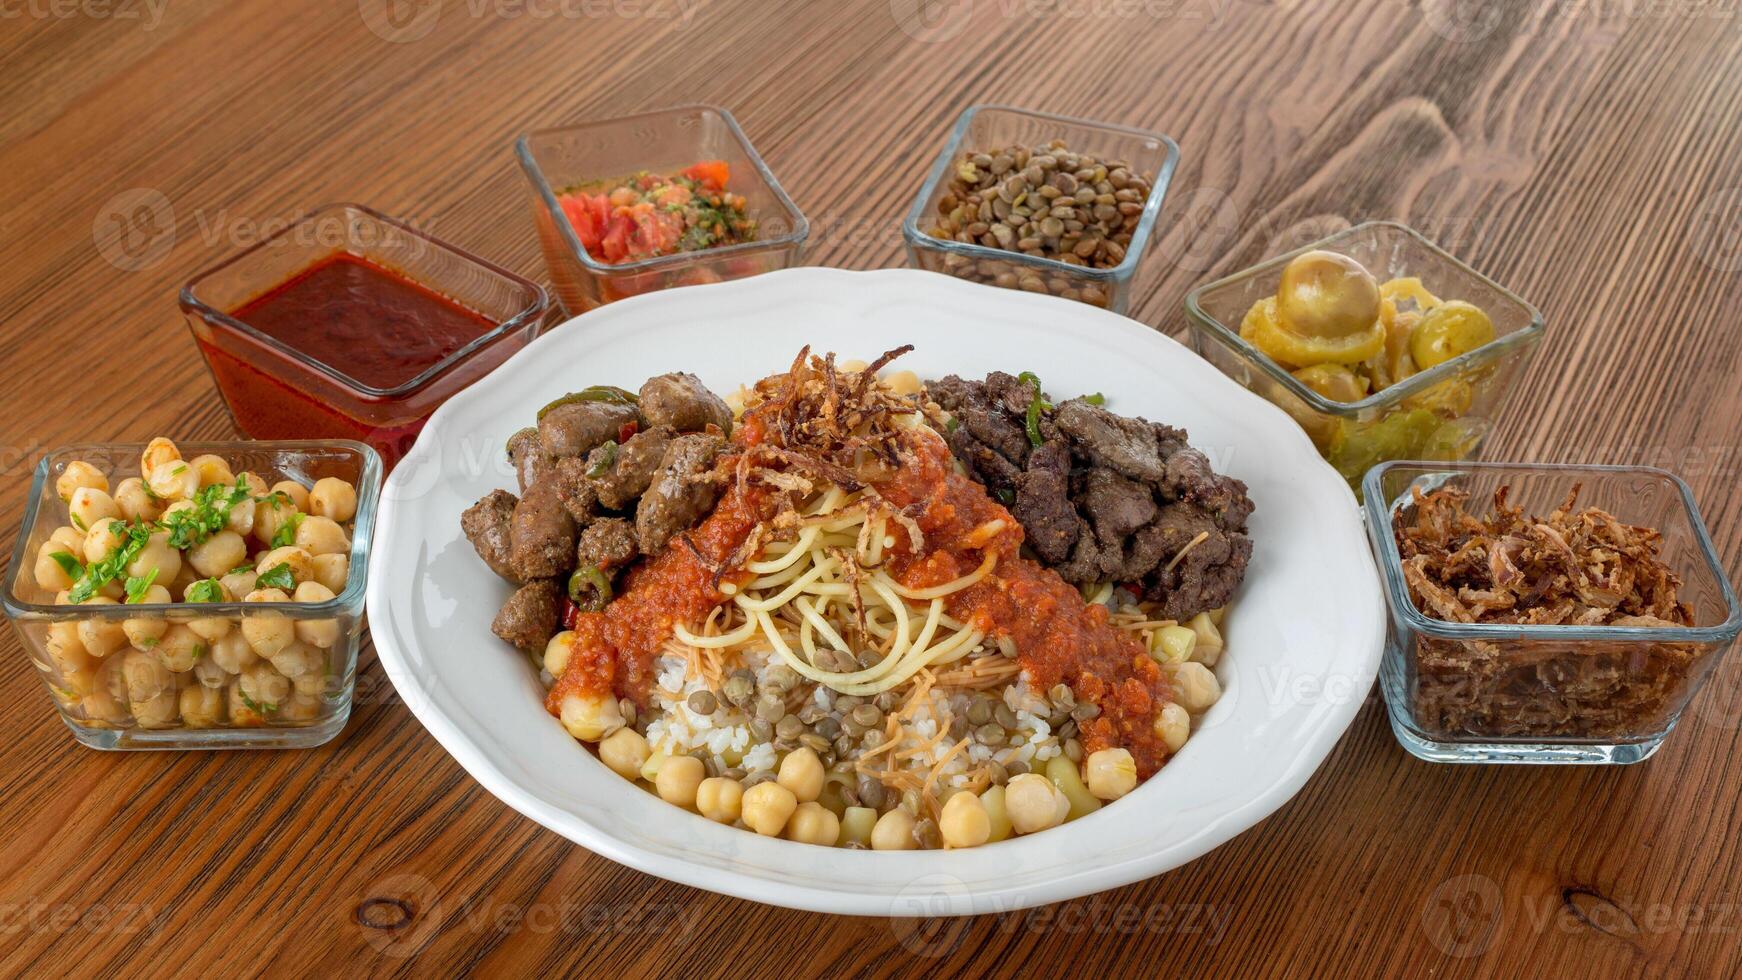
[686,690,717,716]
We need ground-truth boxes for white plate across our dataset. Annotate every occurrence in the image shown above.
[366,267,1382,916]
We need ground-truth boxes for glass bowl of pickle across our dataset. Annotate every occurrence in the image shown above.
[1184,222,1544,494]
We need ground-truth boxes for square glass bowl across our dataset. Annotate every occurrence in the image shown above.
[1186,222,1545,493]
[516,104,809,314]
[902,104,1178,313]
[3,441,382,750]
[1364,461,1741,764]
[181,203,548,468]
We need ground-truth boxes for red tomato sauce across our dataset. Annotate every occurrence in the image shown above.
[230,253,497,390]
[878,432,1177,777]
[545,480,773,713]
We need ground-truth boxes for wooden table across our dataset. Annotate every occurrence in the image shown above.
[4,1,1741,975]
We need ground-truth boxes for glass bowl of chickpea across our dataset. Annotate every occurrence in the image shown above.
[2,438,381,749]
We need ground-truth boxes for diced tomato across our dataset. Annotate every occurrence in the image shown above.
[618,420,639,443]
[561,597,580,631]
[681,160,730,190]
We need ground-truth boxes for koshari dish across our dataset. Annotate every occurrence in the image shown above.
[1395,483,1701,738]
[461,349,1252,849]
[28,438,361,729]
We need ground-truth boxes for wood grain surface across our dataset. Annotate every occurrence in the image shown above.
[4,0,1742,976]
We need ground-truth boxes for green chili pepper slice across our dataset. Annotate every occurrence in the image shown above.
[535,385,640,421]
[586,441,618,478]
[568,565,613,611]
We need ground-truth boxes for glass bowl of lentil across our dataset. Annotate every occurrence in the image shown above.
[901,104,1179,314]
[2,439,381,750]
[515,104,810,315]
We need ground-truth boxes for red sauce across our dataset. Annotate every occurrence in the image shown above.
[201,253,499,466]
[545,481,773,713]
[878,432,1177,778]
[231,253,496,389]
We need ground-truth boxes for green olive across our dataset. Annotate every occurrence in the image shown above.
[1277,251,1382,341]
[1409,300,1494,369]
[1292,364,1368,403]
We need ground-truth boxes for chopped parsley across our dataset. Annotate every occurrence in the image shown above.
[240,692,277,714]
[123,568,160,604]
[162,483,252,550]
[47,551,83,579]
[256,563,296,591]
[271,511,305,549]
[185,578,226,604]
[69,512,87,531]
[68,520,151,603]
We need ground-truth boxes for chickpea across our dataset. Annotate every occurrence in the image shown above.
[180,685,224,726]
[161,499,195,520]
[1085,748,1138,801]
[221,569,259,601]
[1154,624,1196,664]
[188,454,235,488]
[939,790,991,848]
[68,487,120,533]
[598,727,650,779]
[56,460,109,503]
[979,786,1013,843]
[140,437,180,476]
[76,598,128,657]
[870,807,917,850]
[45,622,92,675]
[1187,611,1223,666]
[1004,773,1069,835]
[293,516,350,557]
[689,776,741,824]
[1045,754,1101,821]
[209,631,258,674]
[154,624,206,672]
[786,801,841,846]
[234,471,268,497]
[239,660,291,710]
[269,640,325,679]
[240,588,294,657]
[227,683,268,725]
[33,541,78,591]
[256,546,315,586]
[839,806,877,848]
[309,478,358,523]
[880,369,922,396]
[82,518,124,564]
[271,480,311,512]
[148,460,200,501]
[639,751,668,783]
[557,691,625,741]
[281,692,323,722]
[121,648,174,702]
[311,553,349,594]
[292,581,341,648]
[225,494,256,537]
[292,670,329,697]
[133,690,179,728]
[253,494,298,546]
[542,631,575,677]
[1154,702,1190,754]
[192,656,229,690]
[121,584,172,650]
[741,781,798,837]
[47,525,85,555]
[654,755,705,808]
[112,477,162,522]
[125,530,182,585]
[187,608,235,642]
[776,746,825,803]
[187,530,247,579]
[1168,662,1222,714]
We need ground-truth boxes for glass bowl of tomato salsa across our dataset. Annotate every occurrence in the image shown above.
[181,203,548,468]
[515,104,809,314]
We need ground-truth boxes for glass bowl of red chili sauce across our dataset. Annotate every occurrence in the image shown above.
[515,104,809,314]
[181,204,548,467]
